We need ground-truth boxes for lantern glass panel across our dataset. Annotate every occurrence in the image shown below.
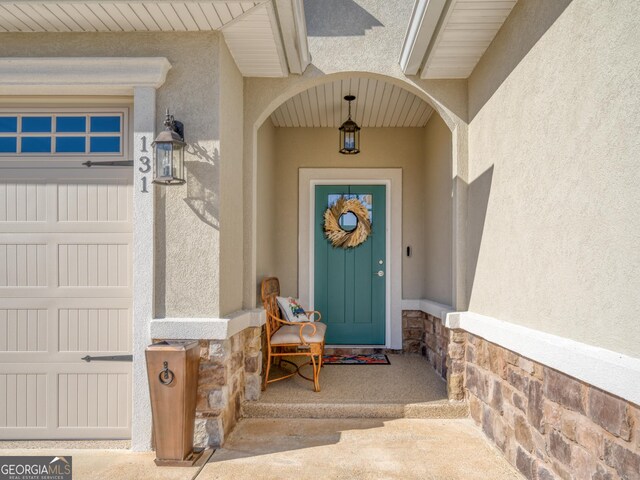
[173,142,184,181]
[345,131,355,150]
[156,142,173,179]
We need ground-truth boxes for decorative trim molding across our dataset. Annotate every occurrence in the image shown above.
[0,57,172,95]
[150,309,266,340]
[446,311,640,406]
[402,298,454,319]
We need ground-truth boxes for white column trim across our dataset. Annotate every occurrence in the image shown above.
[0,57,171,95]
[446,311,640,406]
[298,168,403,349]
[130,86,156,451]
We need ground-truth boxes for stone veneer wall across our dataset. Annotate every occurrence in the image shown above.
[177,326,263,448]
[466,334,640,480]
[403,310,640,480]
[402,310,465,401]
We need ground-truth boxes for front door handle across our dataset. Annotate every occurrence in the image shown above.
[374,270,384,277]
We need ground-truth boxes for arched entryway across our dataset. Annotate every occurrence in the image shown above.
[245,72,463,349]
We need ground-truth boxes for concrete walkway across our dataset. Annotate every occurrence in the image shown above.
[201,418,522,480]
[0,447,208,480]
[0,418,522,479]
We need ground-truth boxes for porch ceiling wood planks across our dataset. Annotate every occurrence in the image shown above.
[270,77,434,128]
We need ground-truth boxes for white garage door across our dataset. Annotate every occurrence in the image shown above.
[0,109,132,439]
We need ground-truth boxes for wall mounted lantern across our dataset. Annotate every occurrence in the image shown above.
[339,95,360,155]
[152,110,186,185]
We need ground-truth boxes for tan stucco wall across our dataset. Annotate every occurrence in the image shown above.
[255,121,278,302]
[0,32,226,318]
[467,0,640,356]
[218,39,244,316]
[423,114,453,305]
[266,126,428,300]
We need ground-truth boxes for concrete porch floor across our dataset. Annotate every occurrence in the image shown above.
[244,354,468,419]
[0,419,522,480]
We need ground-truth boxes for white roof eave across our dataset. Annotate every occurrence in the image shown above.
[273,0,310,75]
[399,0,447,76]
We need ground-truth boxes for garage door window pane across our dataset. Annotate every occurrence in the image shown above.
[0,117,17,133]
[90,136,120,153]
[56,137,86,153]
[56,116,86,133]
[22,137,52,153]
[22,117,52,133]
[1,110,126,156]
[0,137,17,153]
[90,116,121,133]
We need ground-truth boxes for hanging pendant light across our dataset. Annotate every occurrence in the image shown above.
[339,95,360,154]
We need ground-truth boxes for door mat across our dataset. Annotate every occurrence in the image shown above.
[322,353,390,365]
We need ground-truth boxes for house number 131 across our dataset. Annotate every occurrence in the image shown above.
[139,136,151,193]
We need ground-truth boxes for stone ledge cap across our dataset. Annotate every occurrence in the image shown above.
[150,309,266,340]
[446,311,640,406]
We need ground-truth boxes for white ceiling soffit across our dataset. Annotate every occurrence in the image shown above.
[0,1,261,32]
[270,78,433,128]
[400,0,517,79]
[0,1,307,77]
[222,2,287,77]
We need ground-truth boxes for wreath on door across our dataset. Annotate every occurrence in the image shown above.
[323,196,371,249]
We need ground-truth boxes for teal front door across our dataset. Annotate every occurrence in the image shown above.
[314,185,386,345]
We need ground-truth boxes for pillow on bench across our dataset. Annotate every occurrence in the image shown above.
[276,296,308,322]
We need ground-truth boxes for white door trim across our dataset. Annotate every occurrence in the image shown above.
[298,168,402,350]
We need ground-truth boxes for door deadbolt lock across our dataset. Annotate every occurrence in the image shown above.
[375,270,384,277]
